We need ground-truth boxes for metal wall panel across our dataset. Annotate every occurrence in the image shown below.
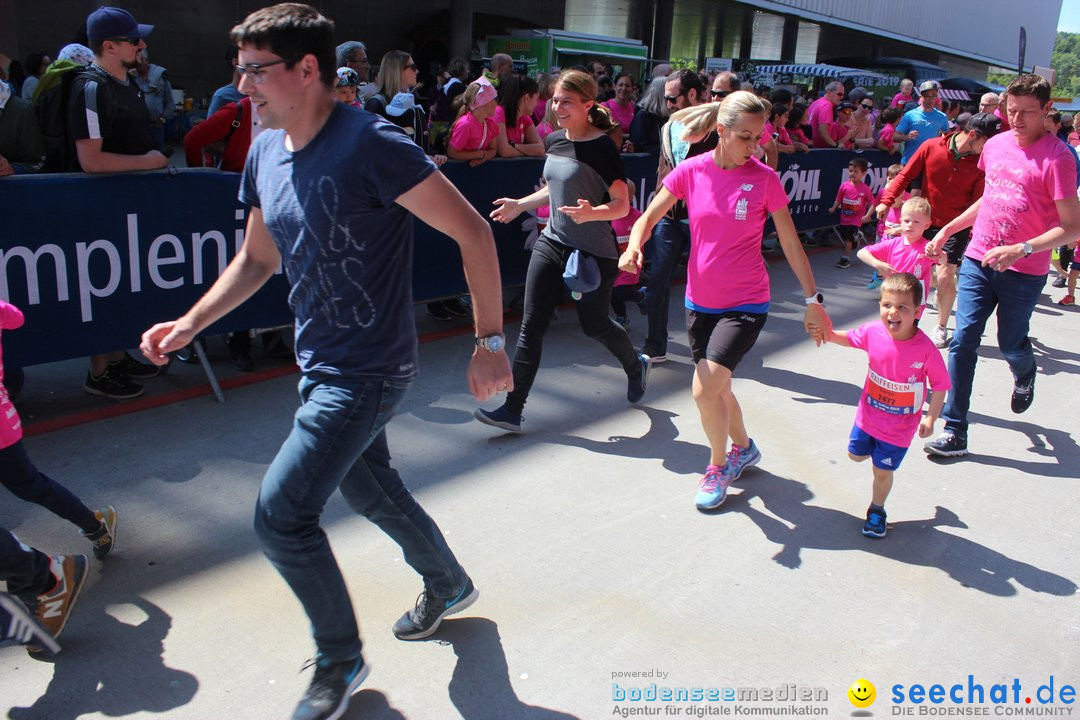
[738,0,1061,69]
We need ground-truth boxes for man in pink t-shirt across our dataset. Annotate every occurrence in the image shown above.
[924,74,1080,458]
[806,81,844,148]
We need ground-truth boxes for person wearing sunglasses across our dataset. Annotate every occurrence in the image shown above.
[709,71,738,102]
[806,81,846,148]
[847,97,877,149]
[66,6,167,399]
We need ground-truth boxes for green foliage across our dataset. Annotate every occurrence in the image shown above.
[986,32,1080,98]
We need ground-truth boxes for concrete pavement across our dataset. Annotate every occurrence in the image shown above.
[2,251,1078,719]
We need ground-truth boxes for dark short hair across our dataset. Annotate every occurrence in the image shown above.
[672,68,705,97]
[229,3,336,88]
[882,272,923,308]
[1006,73,1051,107]
[848,157,868,172]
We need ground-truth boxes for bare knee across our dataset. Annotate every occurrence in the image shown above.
[848,452,870,463]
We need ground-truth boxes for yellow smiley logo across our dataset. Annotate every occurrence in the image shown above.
[848,678,876,708]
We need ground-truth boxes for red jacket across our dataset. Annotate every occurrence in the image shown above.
[878,131,984,228]
[183,97,252,173]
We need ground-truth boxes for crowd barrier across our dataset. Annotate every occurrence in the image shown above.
[1,148,892,367]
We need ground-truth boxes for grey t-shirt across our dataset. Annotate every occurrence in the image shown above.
[541,130,626,259]
[240,103,436,380]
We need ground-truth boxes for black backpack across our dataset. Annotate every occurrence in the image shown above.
[33,63,106,172]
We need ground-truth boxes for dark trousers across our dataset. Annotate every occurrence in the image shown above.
[505,235,640,415]
[0,441,97,534]
[0,526,52,601]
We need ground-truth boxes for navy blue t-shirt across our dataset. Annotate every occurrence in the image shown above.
[240,102,436,380]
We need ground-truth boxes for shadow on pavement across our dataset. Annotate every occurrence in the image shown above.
[343,689,408,719]
[719,470,1076,597]
[7,595,197,719]
[436,617,580,720]
[924,411,1079,478]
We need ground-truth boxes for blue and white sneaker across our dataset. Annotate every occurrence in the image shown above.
[292,655,369,720]
[728,439,761,480]
[694,462,736,511]
[862,506,888,538]
[393,577,478,640]
[0,592,60,654]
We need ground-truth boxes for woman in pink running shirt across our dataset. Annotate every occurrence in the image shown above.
[619,91,829,512]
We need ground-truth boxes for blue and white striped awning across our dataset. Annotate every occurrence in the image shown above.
[752,63,899,87]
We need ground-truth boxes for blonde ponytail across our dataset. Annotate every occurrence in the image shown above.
[669,90,767,143]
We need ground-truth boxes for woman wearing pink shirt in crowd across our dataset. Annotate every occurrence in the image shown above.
[447,77,498,166]
[768,103,799,154]
[495,75,544,157]
[784,104,811,150]
[876,107,901,155]
[829,102,858,149]
[619,91,828,512]
[891,79,916,109]
[603,72,637,135]
[1067,113,1080,147]
[534,73,557,126]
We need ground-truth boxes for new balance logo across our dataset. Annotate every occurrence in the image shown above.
[41,598,65,619]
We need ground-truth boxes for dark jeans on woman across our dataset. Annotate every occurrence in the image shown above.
[0,441,97,534]
[505,235,641,416]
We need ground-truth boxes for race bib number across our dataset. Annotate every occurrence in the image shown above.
[866,369,922,415]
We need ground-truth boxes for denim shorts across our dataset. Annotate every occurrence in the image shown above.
[848,424,908,471]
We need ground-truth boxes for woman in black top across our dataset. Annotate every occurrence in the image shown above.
[364,50,446,167]
[475,70,649,432]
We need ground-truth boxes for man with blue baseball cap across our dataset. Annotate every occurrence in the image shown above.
[70,6,168,399]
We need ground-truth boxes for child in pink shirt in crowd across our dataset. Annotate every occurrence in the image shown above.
[494,75,545,158]
[865,164,908,289]
[447,76,498,166]
[0,300,117,645]
[828,102,858,149]
[828,157,876,268]
[876,108,902,155]
[858,197,940,315]
[891,79,916,109]
[610,183,644,329]
[817,273,950,538]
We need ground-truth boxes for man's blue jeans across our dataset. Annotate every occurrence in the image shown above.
[254,375,469,662]
[942,259,1045,437]
[645,218,691,355]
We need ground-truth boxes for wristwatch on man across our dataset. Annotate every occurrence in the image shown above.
[1020,242,1034,256]
[476,334,505,353]
[804,291,825,306]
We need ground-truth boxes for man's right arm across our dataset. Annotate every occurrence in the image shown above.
[141,207,280,363]
[76,138,167,173]
[878,149,922,214]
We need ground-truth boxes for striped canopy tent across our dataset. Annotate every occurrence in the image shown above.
[939,88,971,101]
[752,63,899,87]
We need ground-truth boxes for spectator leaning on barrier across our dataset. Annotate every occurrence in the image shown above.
[0,77,46,175]
[70,5,167,400]
[133,48,174,152]
[895,81,950,165]
[806,81,844,148]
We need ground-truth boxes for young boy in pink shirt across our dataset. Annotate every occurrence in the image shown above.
[828,157,876,268]
[857,197,939,314]
[817,273,951,538]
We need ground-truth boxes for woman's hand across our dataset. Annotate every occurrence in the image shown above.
[490,197,524,223]
[619,247,643,274]
[558,198,596,224]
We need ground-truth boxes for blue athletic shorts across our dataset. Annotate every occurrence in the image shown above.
[848,425,908,471]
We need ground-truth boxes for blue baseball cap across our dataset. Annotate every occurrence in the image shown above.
[87,7,154,44]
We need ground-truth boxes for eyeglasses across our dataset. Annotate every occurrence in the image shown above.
[347,56,370,66]
[710,89,729,99]
[108,37,141,46]
[861,103,874,109]
[404,63,418,71]
[236,57,295,84]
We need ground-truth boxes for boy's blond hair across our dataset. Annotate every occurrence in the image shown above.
[886,163,903,179]
[881,272,923,307]
[902,196,931,219]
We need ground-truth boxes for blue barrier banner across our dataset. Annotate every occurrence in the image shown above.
[1,149,886,367]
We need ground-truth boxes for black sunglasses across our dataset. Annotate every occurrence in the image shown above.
[404,63,417,71]
[664,93,685,103]
[108,37,141,46]
[861,103,874,109]
[710,89,729,99]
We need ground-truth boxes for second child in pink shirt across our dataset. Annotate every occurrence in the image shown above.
[858,197,939,313]
[447,77,498,167]
[817,273,950,538]
[828,157,876,268]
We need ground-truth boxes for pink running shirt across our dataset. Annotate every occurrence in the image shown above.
[0,300,25,449]
[835,180,875,226]
[663,154,788,311]
[493,105,535,145]
[968,132,1078,276]
[878,123,897,152]
[806,97,836,148]
[603,99,635,132]
[866,235,938,300]
[891,91,915,109]
[848,322,951,447]
[449,112,497,152]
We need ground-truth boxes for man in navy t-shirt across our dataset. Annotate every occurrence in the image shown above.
[139,5,511,719]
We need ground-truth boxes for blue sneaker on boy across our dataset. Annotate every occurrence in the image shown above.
[862,506,887,538]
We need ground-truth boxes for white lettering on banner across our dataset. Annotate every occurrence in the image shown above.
[0,209,252,322]
[779,166,821,202]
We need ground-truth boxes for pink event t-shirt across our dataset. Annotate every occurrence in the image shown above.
[0,300,26,449]
[891,91,915,109]
[449,112,497,152]
[867,235,938,300]
[968,132,1077,275]
[848,322,951,447]
[806,97,836,147]
[493,105,535,145]
[835,180,875,226]
[612,206,644,286]
[603,99,635,132]
[875,188,909,238]
[663,153,788,310]
[878,123,896,151]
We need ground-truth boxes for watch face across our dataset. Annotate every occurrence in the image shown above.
[488,335,504,353]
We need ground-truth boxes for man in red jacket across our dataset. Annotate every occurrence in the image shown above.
[875,112,1002,347]
[183,96,253,172]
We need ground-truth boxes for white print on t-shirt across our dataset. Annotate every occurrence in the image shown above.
[866,368,923,416]
[741,183,754,191]
[735,198,748,221]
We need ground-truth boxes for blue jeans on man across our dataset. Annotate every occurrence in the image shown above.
[253,375,469,663]
[644,217,691,357]
[942,259,1045,438]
